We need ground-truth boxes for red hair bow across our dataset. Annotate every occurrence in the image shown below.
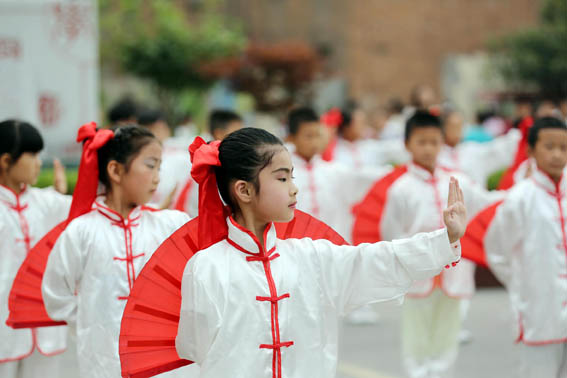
[188,137,228,249]
[68,122,114,221]
[321,108,343,128]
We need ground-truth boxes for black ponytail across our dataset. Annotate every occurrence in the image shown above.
[215,127,284,211]
[97,125,157,188]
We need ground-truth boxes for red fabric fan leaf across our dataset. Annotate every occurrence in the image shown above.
[351,165,408,245]
[460,201,504,267]
[6,221,68,328]
[119,210,346,378]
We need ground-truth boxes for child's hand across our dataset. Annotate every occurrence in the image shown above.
[53,158,68,194]
[443,177,467,243]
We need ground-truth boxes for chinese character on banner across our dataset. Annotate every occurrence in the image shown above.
[38,93,60,127]
[0,38,20,59]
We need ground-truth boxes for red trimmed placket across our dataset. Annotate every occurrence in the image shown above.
[97,210,145,300]
[2,196,33,253]
[532,175,567,309]
[227,223,293,378]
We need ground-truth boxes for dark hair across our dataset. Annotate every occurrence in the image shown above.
[287,107,319,135]
[137,108,166,126]
[528,116,567,148]
[337,110,353,135]
[108,98,138,125]
[405,111,443,141]
[97,125,157,188]
[0,119,44,163]
[209,110,242,136]
[215,128,284,212]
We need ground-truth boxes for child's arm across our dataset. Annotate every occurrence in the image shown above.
[483,195,523,287]
[41,224,84,324]
[176,257,222,364]
[308,178,465,315]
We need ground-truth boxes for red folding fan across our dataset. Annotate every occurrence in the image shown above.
[119,209,347,378]
[460,200,504,267]
[6,221,68,328]
[351,165,408,245]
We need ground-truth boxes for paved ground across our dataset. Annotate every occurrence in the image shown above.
[337,289,521,378]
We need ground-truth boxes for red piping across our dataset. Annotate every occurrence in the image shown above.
[227,218,293,378]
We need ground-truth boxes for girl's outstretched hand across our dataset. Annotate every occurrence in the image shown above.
[443,177,467,244]
[53,158,68,194]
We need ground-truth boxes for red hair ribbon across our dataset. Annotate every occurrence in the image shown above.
[321,108,343,129]
[67,122,114,221]
[189,137,228,249]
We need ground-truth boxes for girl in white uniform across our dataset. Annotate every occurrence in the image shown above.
[0,120,74,378]
[174,127,467,378]
[41,124,198,378]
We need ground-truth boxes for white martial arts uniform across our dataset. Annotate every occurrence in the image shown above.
[331,137,410,168]
[437,129,521,187]
[379,163,503,378]
[42,199,199,378]
[291,153,391,242]
[484,169,567,378]
[149,139,192,209]
[176,215,461,378]
[0,185,75,378]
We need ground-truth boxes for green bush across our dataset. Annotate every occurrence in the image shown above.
[35,168,79,194]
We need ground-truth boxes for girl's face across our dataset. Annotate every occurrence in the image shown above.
[2,152,42,187]
[252,148,298,223]
[119,141,162,206]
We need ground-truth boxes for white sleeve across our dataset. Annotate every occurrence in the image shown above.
[379,189,408,242]
[308,229,460,315]
[176,258,222,364]
[467,129,521,180]
[41,223,84,324]
[484,196,523,287]
[460,176,507,219]
[41,187,72,224]
[362,139,410,166]
[333,164,393,206]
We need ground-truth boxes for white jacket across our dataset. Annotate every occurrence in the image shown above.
[380,163,504,298]
[437,129,521,186]
[42,200,190,378]
[484,169,567,345]
[176,216,461,378]
[150,140,192,209]
[291,153,391,242]
[331,137,410,168]
[0,185,71,362]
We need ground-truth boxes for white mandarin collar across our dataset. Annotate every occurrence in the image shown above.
[226,216,277,255]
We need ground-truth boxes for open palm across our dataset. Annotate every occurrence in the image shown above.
[443,177,467,243]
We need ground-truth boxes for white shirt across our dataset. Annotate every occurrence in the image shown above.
[438,129,521,186]
[150,139,192,209]
[332,137,409,168]
[380,163,504,298]
[484,169,567,344]
[0,185,71,362]
[42,200,190,378]
[176,216,461,378]
[291,153,391,242]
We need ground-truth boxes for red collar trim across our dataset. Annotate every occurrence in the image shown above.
[94,200,143,225]
[227,216,275,256]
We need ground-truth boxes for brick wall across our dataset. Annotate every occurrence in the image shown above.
[224,0,540,105]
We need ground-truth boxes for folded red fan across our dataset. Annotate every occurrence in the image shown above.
[6,221,68,329]
[460,200,504,267]
[119,209,347,378]
[351,165,408,245]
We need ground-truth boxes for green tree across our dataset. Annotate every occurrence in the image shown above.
[99,0,246,120]
[489,0,567,99]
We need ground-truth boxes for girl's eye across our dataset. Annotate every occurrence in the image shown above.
[279,178,287,182]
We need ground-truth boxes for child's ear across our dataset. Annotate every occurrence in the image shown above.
[107,160,124,185]
[233,179,253,204]
[0,153,12,172]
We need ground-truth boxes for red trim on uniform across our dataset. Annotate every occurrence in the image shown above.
[228,219,292,378]
[173,178,194,212]
[95,203,147,299]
